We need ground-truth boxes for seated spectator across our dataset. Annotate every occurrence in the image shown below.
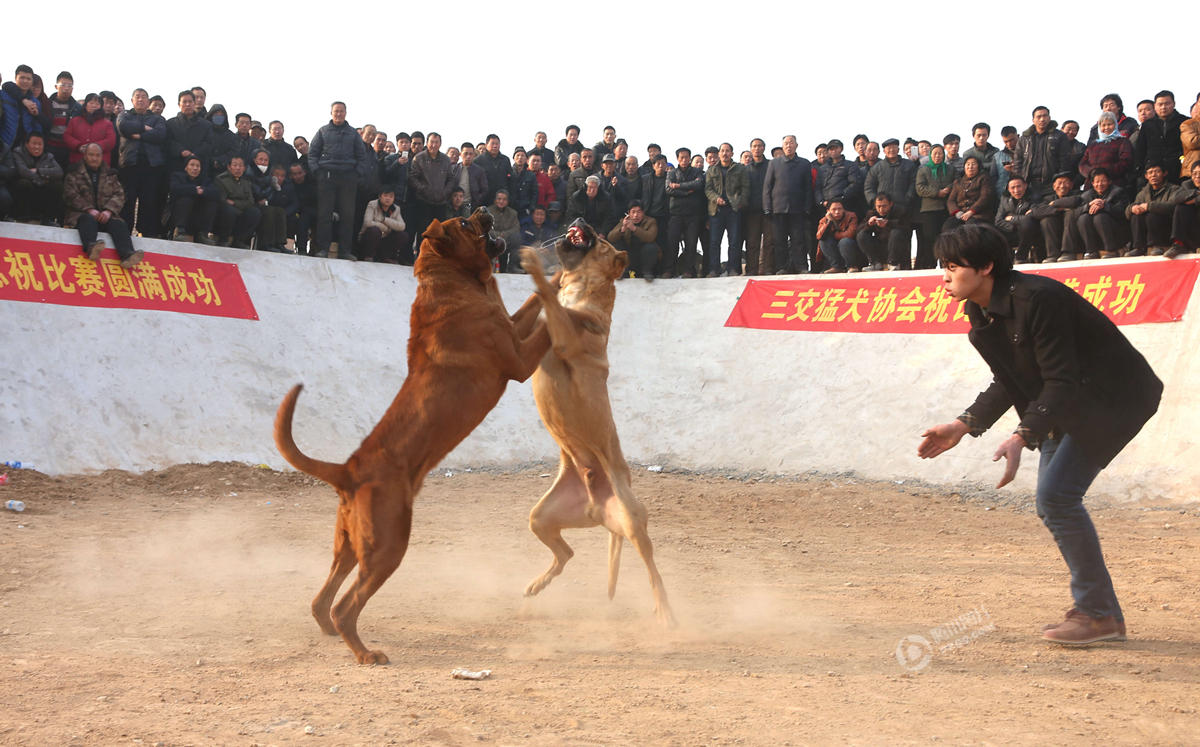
[1031,172,1084,262]
[943,156,996,233]
[856,193,908,272]
[62,143,142,268]
[358,186,409,264]
[566,174,617,237]
[1,65,42,150]
[1075,168,1131,259]
[0,140,12,218]
[3,132,63,224]
[167,155,219,244]
[64,93,116,166]
[864,139,916,268]
[554,124,584,171]
[1126,164,1181,256]
[489,189,523,272]
[250,152,293,252]
[523,205,558,247]
[287,163,317,254]
[1087,93,1139,145]
[914,144,955,270]
[607,199,658,280]
[214,155,261,249]
[445,187,470,219]
[45,71,81,168]
[814,200,861,273]
[994,176,1040,263]
[547,162,567,208]
[116,88,168,238]
[1168,161,1200,257]
[962,123,1000,183]
[546,201,564,231]
[1180,95,1200,182]
[1079,112,1134,188]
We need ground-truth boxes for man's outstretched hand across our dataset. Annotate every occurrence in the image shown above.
[918,420,970,460]
[992,433,1026,489]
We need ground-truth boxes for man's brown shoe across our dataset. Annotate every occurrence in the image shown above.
[1042,609,1125,645]
[87,241,105,261]
[120,250,145,270]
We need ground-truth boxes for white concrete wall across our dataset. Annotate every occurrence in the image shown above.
[3,222,1197,503]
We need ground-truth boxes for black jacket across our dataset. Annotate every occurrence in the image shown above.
[1134,110,1189,178]
[1013,126,1067,186]
[474,151,512,206]
[666,165,706,217]
[165,113,213,174]
[640,172,669,216]
[963,271,1161,467]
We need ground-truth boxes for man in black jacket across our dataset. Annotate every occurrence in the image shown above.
[166,90,213,176]
[666,147,706,278]
[474,134,511,207]
[762,135,814,274]
[920,223,1162,646]
[1133,90,1188,185]
[308,101,369,260]
[742,138,773,274]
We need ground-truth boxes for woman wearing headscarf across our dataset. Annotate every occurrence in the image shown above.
[1079,112,1134,188]
[914,144,955,269]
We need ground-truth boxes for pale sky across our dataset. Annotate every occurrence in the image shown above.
[8,0,1196,161]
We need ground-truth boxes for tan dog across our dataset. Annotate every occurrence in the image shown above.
[519,219,675,626]
[274,208,548,664]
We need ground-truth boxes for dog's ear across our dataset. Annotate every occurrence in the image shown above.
[611,250,629,279]
[423,217,447,244]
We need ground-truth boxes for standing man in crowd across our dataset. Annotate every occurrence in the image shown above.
[166,90,212,177]
[116,88,168,237]
[743,137,773,274]
[919,223,1161,646]
[666,146,706,278]
[763,135,814,274]
[705,142,748,276]
[475,134,511,207]
[407,131,455,248]
[1014,107,1066,200]
[1134,90,1188,185]
[308,101,369,260]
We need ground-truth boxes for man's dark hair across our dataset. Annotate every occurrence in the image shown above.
[149,95,165,105]
[1008,174,1026,184]
[853,133,869,145]
[1145,164,1165,175]
[494,188,509,198]
[1090,167,1110,182]
[485,133,500,143]
[814,143,827,155]
[178,90,194,103]
[56,70,73,82]
[14,64,33,76]
[1000,125,1018,137]
[565,124,580,135]
[24,132,44,144]
[580,147,593,155]
[268,119,282,129]
[235,112,251,122]
[293,135,308,145]
[375,131,387,140]
[972,122,990,136]
[378,186,395,196]
[513,145,525,154]
[943,133,960,145]
[615,138,627,146]
[460,141,474,150]
[1031,105,1050,117]
[770,147,783,157]
[1063,120,1079,131]
[934,223,1013,276]
[331,101,346,109]
[918,139,932,149]
[410,130,424,141]
[652,154,668,164]
[628,199,645,210]
[874,191,892,203]
[705,145,719,156]
[1100,93,1124,113]
[228,155,245,165]
[647,142,661,151]
[427,131,441,140]
[184,155,203,168]
[191,85,206,95]
[1137,99,1154,109]
[450,186,465,195]
[675,147,691,158]
[1154,90,1174,102]
[396,131,410,141]
[603,124,615,133]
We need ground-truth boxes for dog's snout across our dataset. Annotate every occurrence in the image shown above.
[472,206,494,232]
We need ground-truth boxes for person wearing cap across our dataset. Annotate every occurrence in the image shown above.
[1125,164,1181,256]
[1030,171,1084,262]
[1013,106,1068,201]
[598,152,625,204]
[863,137,917,267]
[166,89,213,177]
[546,200,564,232]
[816,138,861,214]
[566,174,616,236]
[608,199,658,280]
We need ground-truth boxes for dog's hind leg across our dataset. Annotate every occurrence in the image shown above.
[332,484,413,665]
[312,514,357,636]
[525,454,594,597]
[601,463,677,628]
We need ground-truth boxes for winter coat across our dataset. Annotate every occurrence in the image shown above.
[667,165,707,217]
[168,170,215,201]
[360,198,406,237]
[1013,125,1067,185]
[4,145,63,186]
[0,81,42,148]
[63,113,117,166]
[1134,110,1188,177]
[215,171,256,211]
[994,193,1037,231]
[116,109,168,168]
[607,214,658,246]
[309,119,368,177]
[864,157,917,214]
[915,162,956,213]
[763,155,814,215]
[947,174,996,221]
[262,137,297,170]
[704,162,750,214]
[745,158,770,212]
[1078,137,1134,185]
[1126,182,1182,219]
[566,188,616,234]
[554,138,583,170]
[815,211,857,241]
[640,172,669,216]
[166,113,213,173]
[1179,117,1200,179]
[452,162,488,209]
[62,162,125,226]
[474,151,512,205]
[1076,185,1130,220]
[408,149,455,205]
[815,156,861,206]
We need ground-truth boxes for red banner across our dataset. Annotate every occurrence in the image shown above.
[724,258,1200,334]
[0,236,258,320]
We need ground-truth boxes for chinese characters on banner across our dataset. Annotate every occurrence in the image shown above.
[725,258,1200,334]
[0,236,258,321]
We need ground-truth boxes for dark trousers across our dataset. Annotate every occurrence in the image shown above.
[256,205,287,249]
[0,184,12,217]
[1039,211,1081,258]
[741,210,772,275]
[169,193,219,236]
[1171,203,1200,250]
[315,169,358,255]
[216,204,262,246]
[76,213,135,259]
[915,211,944,270]
[998,215,1042,261]
[118,162,165,237]
[408,199,446,254]
[1036,436,1122,621]
[666,214,702,276]
[857,225,909,267]
[770,212,809,273]
[1077,212,1126,256]
[10,180,61,222]
[1130,211,1172,250]
[709,205,742,275]
[818,236,863,270]
[614,237,658,278]
[649,213,671,275]
[289,210,316,254]
[358,226,412,264]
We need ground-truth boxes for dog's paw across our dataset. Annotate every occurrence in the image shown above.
[357,649,390,665]
[519,247,544,276]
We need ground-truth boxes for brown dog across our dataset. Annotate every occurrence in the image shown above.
[274,208,548,664]
[519,219,675,626]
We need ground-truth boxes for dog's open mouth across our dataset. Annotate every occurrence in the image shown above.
[556,219,597,269]
[470,207,506,259]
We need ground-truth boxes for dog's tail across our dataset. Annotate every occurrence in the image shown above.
[607,531,623,600]
[274,383,348,489]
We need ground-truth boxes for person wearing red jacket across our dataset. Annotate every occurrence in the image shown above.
[64,94,117,166]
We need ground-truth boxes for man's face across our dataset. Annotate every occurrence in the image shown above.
[1053,177,1073,197]
[648,146,661,160]
[131,90,149,112]
[882,142,899,160]
[782,136,797,158]
[1002,132,1018,152]
[1033,109,1050,133]
[854,139,867,157]
[1063,122,1079,140]
[829,203,845,220]
[361,125,376,143]
[179,94,196,116]
[918,142,932,157]
[532,208,545,226]
[529,154,543,172]
[750,139,765,160]
[1008,179,1027,199]
[653,159,668,176]
[236,116,251,135]
[494,192,508,209]
[602,160,616,174]
[581,151,594,168]
[945,141,960,159]
[1091,173,1111,194]
[379,192,395,208]
[269,122,283,139]
[586,181,599,198]
[828,143,843,160]
[624,157,638,176]
[373,133,387,151]
[396,137,410,154]
[55,77,73,98]
[228,159,245,177]
[534,131,547,148]
[1137,102,1155,122]
[330,104,346,125]
[83,145,102,169]
[629,206,644,223]
[1101,98,1120,115]
[185,159,201,178]
[486,137,500,156]
[1154,95,1175,120]
[411,136,424,151]
[1146,166,1165,189]
[972,128,989,148]
[102,97,115,114]
[462,146,476,166]
[1192,165,1200,189]
[150,99,165,115]
[191,89,205,108]
[450,191,464,208]
[514,150,527,168]
[603,128,616,145]
[941,261,991,304]
[866,143,880,161]
[566,129,579,144]
[294,137,309,155]
[874,197,891,216]
[676,150,691,168]
[740,151,752,165]
[614,142,627,160]
[548,164,561,180]
[15,71,33,91]
[25,136,44,156]
[705,151,718,167]
[814,147,827,163]
[289,165,306,183]
[427,134,442,155]
[254,152,269,169]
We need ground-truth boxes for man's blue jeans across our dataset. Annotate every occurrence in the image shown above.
[710,204,742,275]
[1036,435,1122,621]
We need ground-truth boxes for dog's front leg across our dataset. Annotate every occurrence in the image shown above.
[511,291,544,339]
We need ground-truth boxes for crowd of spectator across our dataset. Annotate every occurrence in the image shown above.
[2,64,1198,277]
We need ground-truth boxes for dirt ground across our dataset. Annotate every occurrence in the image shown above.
[1,463,1198,746]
